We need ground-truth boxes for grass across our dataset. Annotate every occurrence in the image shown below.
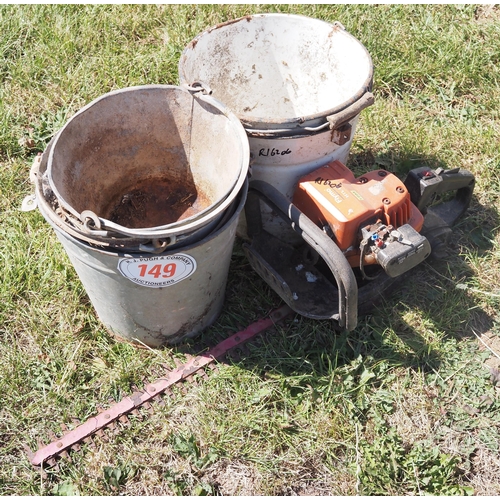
[1,3,500,496]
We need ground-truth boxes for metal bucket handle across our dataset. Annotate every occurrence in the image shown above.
[28,145,190,254]
[242,92,374,136]
[326,92,375,130]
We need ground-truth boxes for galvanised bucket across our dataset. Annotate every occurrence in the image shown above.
[46,85,249,249]
[34,84,250,346]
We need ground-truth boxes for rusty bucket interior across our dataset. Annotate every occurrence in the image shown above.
[47,85,249,236]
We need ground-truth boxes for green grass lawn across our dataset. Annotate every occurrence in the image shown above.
[1,4,500,495]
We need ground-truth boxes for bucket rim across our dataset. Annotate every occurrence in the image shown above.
[35,135,236,251]
[51,177,248,260]
[46,84,250,238]
[179,13,374,134]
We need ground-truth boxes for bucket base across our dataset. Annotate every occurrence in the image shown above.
[105,295,224,348]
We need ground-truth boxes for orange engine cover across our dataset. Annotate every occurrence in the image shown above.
[293,160,424,266]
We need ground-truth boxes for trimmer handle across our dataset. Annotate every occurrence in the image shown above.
[404,167,475,227]
[245,180,358,330]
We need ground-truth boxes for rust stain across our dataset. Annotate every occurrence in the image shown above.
[104,176,212,229]
[209,15,253,33]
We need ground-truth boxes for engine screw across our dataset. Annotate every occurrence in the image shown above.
[396,186,405,193]
[383,198,391,205]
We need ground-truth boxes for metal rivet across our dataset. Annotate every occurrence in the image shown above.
[104,414,110,419]
[378,171,387,177]
[149,386,156,392]
[57,442,63,448]
[383,198,391,205]
[359,177,368,184]
[396,186,405,193]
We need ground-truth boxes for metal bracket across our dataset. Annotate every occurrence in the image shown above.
[184,81,213,95]
[20,153,43,212]
[21,194,38,212]
[331,122,352,145]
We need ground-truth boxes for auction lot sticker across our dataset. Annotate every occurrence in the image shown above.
[118,254,197,288]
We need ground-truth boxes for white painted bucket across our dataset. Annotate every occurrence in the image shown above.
[179,14,374,240]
